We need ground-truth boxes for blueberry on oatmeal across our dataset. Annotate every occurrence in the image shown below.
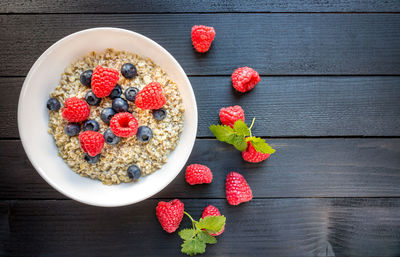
[137,126,153,143]
[109,84,122,99]
[83,120,100,132]
[80,69,93,86]
[153,108,167,121]
[84,153,100,164]
[47,98,61,111]
[121,63,137,79]
[112,97,129,113]
[127,165,141,180]
[125,87,139,102]
[103,128,121,145]
[85,90,101,106]
[64,123,81,136]
[100,107,116,125]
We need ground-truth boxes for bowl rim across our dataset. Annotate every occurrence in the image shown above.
[17,27,198,207]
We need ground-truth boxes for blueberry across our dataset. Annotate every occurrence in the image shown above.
[46,98,61,111]
[109,84,122,99]
[127,165,141,180]
[83,120,100,132]
[103,129,121,145]
[153,108,167,121]
[112,97,129,113]
[80,70,93,86]
[85,90,101,106]
[101,108,116,124]
[84,153,100,164]
[64,123,81,136]
[121,63,137,79]
[125,87,139,102]
[136,126,153,142]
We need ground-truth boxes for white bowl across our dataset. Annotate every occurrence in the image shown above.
[18,28,197,207]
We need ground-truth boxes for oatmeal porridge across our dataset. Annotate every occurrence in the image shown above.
[47,48,184,185]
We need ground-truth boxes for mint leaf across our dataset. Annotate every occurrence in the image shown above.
[233,120,250,136]
[181,239,206,256]
[209,125,235,142]
[197,216,226,234]
[179,228,197,241]
[210,124,247,151]
[232,135,248,151]
[247,137,276,154]
[197,231,217,244]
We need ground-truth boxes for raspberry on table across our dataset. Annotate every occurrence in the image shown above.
[91,65,120,98]
[156,199,184,233]
[242,141,271,163]
[110,112,138,138]
[191,25,215,53]
[225,171,253,205]
[231,67,261,93]
[185,164,213,185]
[78,131,105,157]
[61,97,90,122]
[201,205,225,236]
[219,105,245,128]
[135,82,166,110]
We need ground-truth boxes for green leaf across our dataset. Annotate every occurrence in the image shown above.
[209,125,235,142]
[232,135,248,151]
[197,216,226,234]
[179,228,197,241]
[233,120,250,136]
[197,231,217,244]
[181,239,206,256]
[247,137,276,154]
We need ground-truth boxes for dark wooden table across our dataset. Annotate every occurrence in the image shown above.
[1,1,400,256]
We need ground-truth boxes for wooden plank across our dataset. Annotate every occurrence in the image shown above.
[3,76,400,138]
[1,138,400,199]
[2,0,400,13]
[3,198,400,256]
[0,201,8,256]
[1,14,400,76]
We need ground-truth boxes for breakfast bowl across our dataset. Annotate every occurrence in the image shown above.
[18,27,197,207]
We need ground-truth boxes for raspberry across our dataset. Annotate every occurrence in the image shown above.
[242,141,271,163]
[91,65,120,98]
[191,25,215,53]
[185,164,213,185]
[135,82,166,110]
[225,171,253,205]
[61,97,90,122]
[110,112,138,138]
[219,105,245,128]
[156,199,184,233]
[231,67,261,93]
[78,131,105,157]
[201,205,225,236]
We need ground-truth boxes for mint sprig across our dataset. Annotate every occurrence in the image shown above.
[179,212,225,256]
[209,118,276,155]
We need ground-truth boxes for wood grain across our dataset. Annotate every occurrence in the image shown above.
[2,198,400,256]
[1,14,400,76]
[2,0,400,13]
[1,139,399,200]
[3,76,400,138]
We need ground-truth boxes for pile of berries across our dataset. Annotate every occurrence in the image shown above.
[47,63,169,181]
